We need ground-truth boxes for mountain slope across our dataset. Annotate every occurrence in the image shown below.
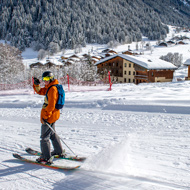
[0,0,189,51]
[143,0,190,26]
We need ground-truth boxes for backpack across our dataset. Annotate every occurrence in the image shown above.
[45,84,65,109]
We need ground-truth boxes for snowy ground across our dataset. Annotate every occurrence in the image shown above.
[0,81,190,190]
[1,25,190,189]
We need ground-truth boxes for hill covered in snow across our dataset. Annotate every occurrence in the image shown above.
[1,0,190,51]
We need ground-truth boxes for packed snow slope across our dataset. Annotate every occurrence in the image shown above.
[0,81,190,190]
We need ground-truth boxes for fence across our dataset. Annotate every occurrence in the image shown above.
[0,72,112,92]
[0,79,33,91]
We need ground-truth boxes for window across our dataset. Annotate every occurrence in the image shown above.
[116,63,119,66]
[129,63,131,67]
[124,71,127,75]
[128,78,131,83]
[129,71,131,75]
[124,78,126,82]
[133,71,135,75]
[125,63,127,67]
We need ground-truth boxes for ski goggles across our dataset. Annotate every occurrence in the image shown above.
[42,76,54,81]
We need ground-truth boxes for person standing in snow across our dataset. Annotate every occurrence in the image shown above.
[33,71,64,164]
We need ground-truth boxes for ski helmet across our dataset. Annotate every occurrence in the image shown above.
[42,71,54,82]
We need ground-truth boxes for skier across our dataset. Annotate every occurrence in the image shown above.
[33,71,64,164]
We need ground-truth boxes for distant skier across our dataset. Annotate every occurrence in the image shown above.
[33,71,64,164]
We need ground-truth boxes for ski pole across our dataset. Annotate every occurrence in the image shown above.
[44,120,77,156]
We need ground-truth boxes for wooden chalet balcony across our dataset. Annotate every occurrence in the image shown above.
[134,74,148,80]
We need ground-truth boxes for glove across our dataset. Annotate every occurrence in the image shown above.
[33,77,40,85]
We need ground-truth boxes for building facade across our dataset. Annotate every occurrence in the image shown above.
[184,59,190,80]
[95,54,177,84]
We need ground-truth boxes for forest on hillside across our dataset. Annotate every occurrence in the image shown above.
[2,0,189,51]
[0,0,190,84]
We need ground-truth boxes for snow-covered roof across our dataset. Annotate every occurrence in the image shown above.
[68,57,81,61]
[91,58,100,62]
[95,54,177,70]
[184,59,190,65]
[34,58,63,66]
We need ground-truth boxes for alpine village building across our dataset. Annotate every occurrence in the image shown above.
[184,59,190,80]
[95,54,177,84]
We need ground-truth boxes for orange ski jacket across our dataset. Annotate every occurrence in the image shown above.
[33,79,60,124]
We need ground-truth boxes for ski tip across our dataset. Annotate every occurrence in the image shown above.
[75,157,86,162]
[13,153,21,159]
[75,165,81,169]
[68,155,86,162]
[77,158,86,162]
[25,147,32,152]
[80,157,86,162]
[67,165,80,170]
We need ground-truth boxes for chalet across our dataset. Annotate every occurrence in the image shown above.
[182,36,190,40]
[95,54,177,84]
[102,49,110,53]
[177,41,186,45]
[184,59,190,80]
[108,50,117,54]
[44,61,57,68]
[92,56,101,60]
[91,57,100,64]
[29,62,44,69]
[61,56,68,60]
[172,36,189,41]
[122,50,133,55]
[105,53,112,57]
[69,54,79,59]
[30,59,63,69]
[171,36,181,41]
[64,60,74,65]
[122,50,140,55]
[183,29,189,32]
[167,40,176,45]
[158,42,168,47]
[68,56,81,63]
[82,53,88,58]
[81,56,99,64]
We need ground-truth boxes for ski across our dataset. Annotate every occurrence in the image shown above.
[25,147,86,162]
[13,153,80,170]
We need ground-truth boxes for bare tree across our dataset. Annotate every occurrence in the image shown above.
[38,49,47,60]
[160,52,183,68]
[0,43,24,83]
